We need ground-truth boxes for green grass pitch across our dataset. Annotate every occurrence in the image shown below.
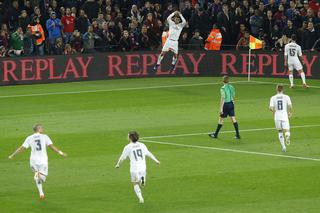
[0,77,320,213]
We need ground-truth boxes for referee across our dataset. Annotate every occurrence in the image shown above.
[209,75,240,139]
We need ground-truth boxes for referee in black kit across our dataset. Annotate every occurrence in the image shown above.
[209,75,241,139]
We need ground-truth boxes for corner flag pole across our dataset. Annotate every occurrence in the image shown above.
[248,48,251,82]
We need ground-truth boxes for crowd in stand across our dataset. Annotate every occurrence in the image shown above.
[1,0,320,57]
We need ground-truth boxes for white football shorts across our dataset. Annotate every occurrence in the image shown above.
[274,119,290,131]
[130,170,146,183]
[162,39,178,54]
[288,61,303,71]
[30,163,48,177]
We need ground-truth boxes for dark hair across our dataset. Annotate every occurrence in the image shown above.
[223,75,229,83]
[129,131,139,142]
[291,34,297,41]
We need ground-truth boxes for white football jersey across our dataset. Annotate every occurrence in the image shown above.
[119,142,153,172]
[22,133,53,164]
[284,42,302,64]
[269,93,292,121]
[167,13,186,41]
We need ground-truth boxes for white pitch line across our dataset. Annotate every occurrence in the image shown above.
[249,80,320,89]
[140,139,320,162]
[0,81,248,99]
[141,124,320,139]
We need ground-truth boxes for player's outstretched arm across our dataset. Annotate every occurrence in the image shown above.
[48,144,67,157]
[146,151,160,165]
[167,11,176,22]
[8,146,25,159]
[115,148,129,168]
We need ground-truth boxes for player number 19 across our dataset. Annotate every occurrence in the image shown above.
[133,149,143,161]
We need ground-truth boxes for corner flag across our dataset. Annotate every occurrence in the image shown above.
[249,35,262,49]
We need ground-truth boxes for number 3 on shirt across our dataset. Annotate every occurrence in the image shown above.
[277,100,283,110]
[35,139,42,151]
[133,149,143,161]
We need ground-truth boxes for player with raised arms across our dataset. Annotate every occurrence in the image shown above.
[269,84,293,152]
[153,11,186,72]
[115,131,160,204]
[284,34,309,88]
[8,124,67,199]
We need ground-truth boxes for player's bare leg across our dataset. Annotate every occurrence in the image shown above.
[170,53,178,71]
[283,129,291,145]
[133,182,144,203]
[298,70,309,88]
[278,130,286,152]
[231,116,240,139]
[288,70,294,88]
[34,172,45,199]
[154,51,167,71]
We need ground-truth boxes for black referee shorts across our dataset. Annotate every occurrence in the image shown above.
[220,102,235,118]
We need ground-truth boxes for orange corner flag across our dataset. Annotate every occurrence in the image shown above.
[249,35,263,49]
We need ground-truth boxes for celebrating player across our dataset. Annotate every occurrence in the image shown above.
[8,124,67,199]
[153,11,186,72]
[269,84,293,152]
[115,131,160,204]
[284,34,309,88]
[209,75,240,139]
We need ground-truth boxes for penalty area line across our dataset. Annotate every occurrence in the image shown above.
[141,124,320,139]
[140,139,320,162]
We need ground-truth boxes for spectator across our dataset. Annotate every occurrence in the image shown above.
[179,31,189,50]
[46,12,63,54]
[0,25,9,49]
[0,1,4,25]
[236,31,249,50]
[27,16,45,56]
[286,1,301,24]
[266,0,278,15]
[54,37,64,55]
[119,30,132,51]
[217,4,232,49]
[9,27,24,56]
[71,30,83,53]
[128,5,143,23]
[144,13,160,47]
[250,9,264,37]
[139,25,151,50]
[274,34,290,51]
[7,0,20,31]
[96,13,105,26]
[189,29,204,50]
[263,10,274,47]
[182,1,194,21]
[237,23,247,41]
[0,45,7,57]
[19,10,30,33]
[302,21,318,50]
[190,7,211,38]
[83,25,101,53]
[283,20,297,38]
[304,8,315,23]
[76,9,90,34]
[271,24,282,49]
[142,1,155,18]
[61,8,75,44]
[23,0,33,16]
[64,43,77,55]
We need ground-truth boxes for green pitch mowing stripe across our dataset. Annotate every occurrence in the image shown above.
[1,77,320,213]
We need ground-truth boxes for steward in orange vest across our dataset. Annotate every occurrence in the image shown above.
[27,17,45,46]
[205,25,222,50]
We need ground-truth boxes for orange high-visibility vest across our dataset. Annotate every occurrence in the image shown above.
[205,29,222,50]
[28,24,45,45]
[162,31,169,47]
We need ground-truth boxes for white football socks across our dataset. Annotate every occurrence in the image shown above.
[289,74,294,86]
[157,55,164,65]
[300,72,306,84]
[35,178,44,196]
[278,132,286,150]
[134,184,143,202]
[172,57,177,65]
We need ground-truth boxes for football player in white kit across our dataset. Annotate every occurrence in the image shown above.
[115,131,160,204]
[269,84,293,152]
[284,34,309,88]
[8,124,67,199]
[153,11,186,72]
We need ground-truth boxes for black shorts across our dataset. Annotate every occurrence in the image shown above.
[220,102,235,118]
